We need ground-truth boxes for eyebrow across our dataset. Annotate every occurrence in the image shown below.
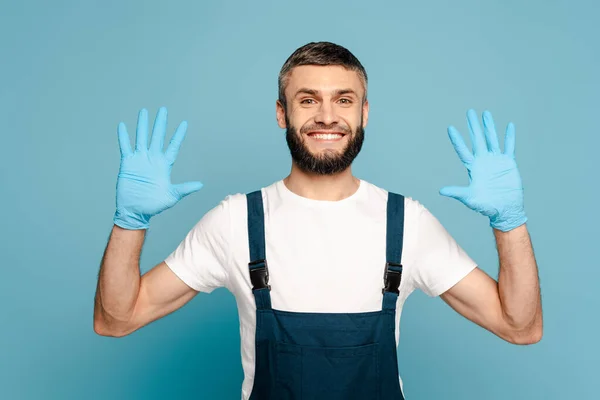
[294,88,359,98]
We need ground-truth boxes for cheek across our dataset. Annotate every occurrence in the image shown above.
[340,109,363,130]
[287,112,312,132]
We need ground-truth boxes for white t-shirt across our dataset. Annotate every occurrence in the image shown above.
[164,179,477,400]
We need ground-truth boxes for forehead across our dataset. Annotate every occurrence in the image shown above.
[285,65,364,96]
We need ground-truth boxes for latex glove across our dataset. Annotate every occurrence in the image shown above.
[113,107,203,230]
[439,109,527,232]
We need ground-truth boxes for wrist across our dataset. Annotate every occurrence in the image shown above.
[113,208,150,230]
[490,209,527,232]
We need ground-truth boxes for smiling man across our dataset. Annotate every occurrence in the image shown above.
[94,42,543,399]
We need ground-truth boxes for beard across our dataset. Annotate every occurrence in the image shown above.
[285,114,365,176]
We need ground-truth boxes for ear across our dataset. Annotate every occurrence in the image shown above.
[362,99,369,128]
[276,100,287,129]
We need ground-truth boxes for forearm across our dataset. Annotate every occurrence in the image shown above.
[495,224,542,336]
[94,225,145,335]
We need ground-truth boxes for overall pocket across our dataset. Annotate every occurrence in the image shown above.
[274,341,380,400]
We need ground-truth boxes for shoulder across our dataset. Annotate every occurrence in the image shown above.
[360,180,427,219]
[362,181,444,254]
[220,191,247,210]
[184,191,248,239]
[210,181,281,226]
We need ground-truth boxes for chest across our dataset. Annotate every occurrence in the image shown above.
[233,208,391,312]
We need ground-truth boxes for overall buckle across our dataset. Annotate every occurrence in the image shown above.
[249,259,271,290]
[382,261,403,294]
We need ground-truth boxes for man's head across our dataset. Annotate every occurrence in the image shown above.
[276,42,369,175]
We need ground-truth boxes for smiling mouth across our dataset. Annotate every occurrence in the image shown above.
[306,131,347,141]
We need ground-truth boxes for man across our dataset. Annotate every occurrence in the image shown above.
[94,42,543,399]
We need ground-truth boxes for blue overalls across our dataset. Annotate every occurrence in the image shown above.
[246,190,406,400]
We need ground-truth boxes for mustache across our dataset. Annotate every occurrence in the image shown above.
[299,123,352,135]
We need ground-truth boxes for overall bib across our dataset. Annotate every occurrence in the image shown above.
[247,190,406,400]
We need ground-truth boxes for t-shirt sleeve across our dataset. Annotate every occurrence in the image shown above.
[163,196,232,293]
[409,202,478,297]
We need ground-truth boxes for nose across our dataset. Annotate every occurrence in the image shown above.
[313,101,339,126]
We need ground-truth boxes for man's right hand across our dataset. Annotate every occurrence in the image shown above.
[113,107,203,230]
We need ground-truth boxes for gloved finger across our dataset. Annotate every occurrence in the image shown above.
[482,110,501,154]
[439,186,471,204]
[467,109,487,156]
[165,120,188,164]
[117,122,133,158]
[447,126,474,165]
[504,122,516,157]
[150,106,168,153]
[172,181,204,199]
[135,108,149,152]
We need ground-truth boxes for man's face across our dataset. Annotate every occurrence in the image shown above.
[277,65,369,175]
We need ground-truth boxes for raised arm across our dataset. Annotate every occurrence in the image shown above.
[93,107,203,337]
[438,109,542,345]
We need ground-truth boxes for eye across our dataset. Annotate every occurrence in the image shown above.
[338,98,353,104]
[300,98,316,104]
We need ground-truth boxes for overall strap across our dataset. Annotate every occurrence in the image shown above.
[382,192,405,311]
[246,190,272,310]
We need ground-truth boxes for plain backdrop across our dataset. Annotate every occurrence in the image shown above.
[1,0,598,399]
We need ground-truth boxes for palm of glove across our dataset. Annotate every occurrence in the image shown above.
[113,107,203,230]
[440,109,527,232]
[116,152,179,220]
[460,153,524,222]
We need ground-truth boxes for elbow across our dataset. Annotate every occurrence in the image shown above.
[94,319,117,337]
[511,330,542,345]
[507,325,543,345]
[502,308,543,345]
[93,315,132,338]
[93,301,136,338]
[93,318,108,336]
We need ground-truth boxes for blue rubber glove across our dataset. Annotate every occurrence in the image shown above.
[439,109,527,232]
[113,107,203,230]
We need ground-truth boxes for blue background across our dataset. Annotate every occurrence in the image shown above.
[1,0,598,398]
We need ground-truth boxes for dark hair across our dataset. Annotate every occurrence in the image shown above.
[278,41,368,109]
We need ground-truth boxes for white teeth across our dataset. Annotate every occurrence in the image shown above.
[311,133,343,140]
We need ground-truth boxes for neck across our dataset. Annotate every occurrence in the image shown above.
[283,163,360,201]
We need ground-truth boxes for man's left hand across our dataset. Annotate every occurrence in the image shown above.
[439,109,527,232]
